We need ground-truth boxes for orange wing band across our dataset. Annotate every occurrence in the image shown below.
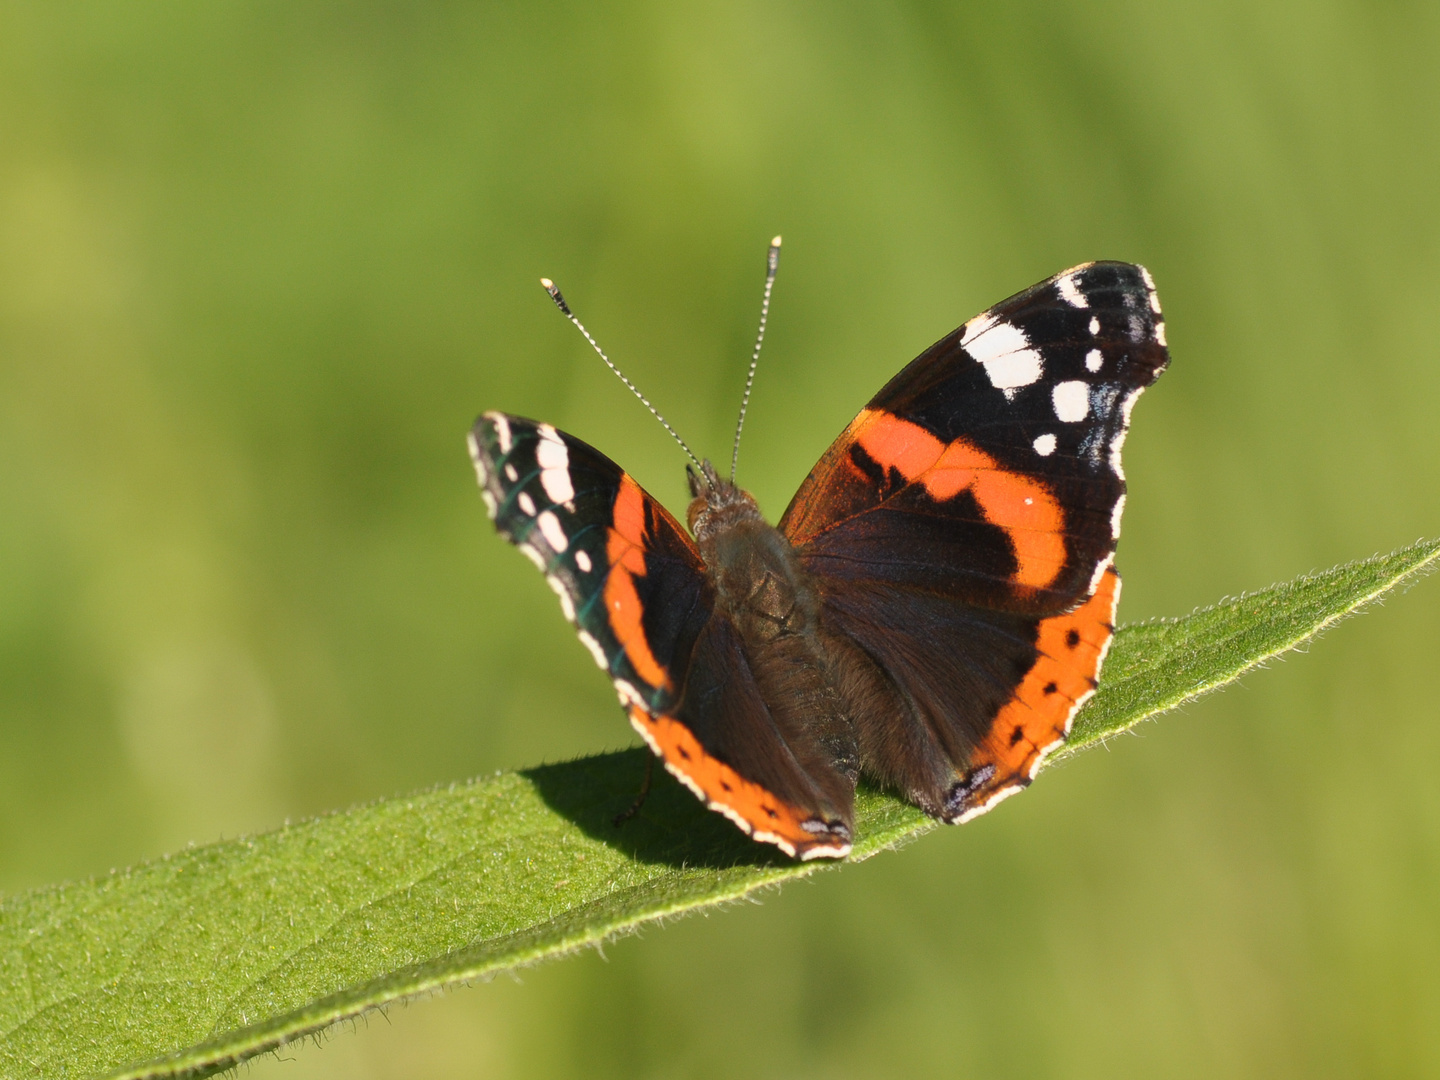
[627,706,852,860]
[851,409,1067,591]
[604,474,672,691]
[960,566,1121,819]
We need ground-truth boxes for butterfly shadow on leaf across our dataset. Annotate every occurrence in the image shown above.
[524,747,795,870]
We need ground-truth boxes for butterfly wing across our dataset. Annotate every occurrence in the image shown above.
[469,411,705,715]
[778,261,1169,821]
[469,412,854,858]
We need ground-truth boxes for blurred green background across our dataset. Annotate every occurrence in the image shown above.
[2,2,1439,1077]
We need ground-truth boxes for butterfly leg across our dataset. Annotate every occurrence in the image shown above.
[612,753,655,827]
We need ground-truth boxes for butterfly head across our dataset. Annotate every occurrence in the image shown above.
[686,459,762,543]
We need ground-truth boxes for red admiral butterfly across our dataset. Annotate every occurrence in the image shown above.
[469,243,1168,860]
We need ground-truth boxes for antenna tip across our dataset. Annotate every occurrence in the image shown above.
[770,235,782,248]
[539,277,572,315]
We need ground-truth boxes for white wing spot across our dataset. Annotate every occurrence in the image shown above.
[953,783,1024,824]
[1139,266,1162,313]
[1110,492,1127,538]
[1107,387,1142,481]
[800,842,852,860]
[614,679,645,708]
[1052,380,1090,422]
[1155,321,1167,347]
[1089,316,1101,336]
[546,574,576,622]
[1119,387,1141,426]
[964,320,1044,392]
[664,759,709,803]
[535,428,575,504]
[516,543,546,571]
[1033,433,1057,456]
[468,433,489,482]
[1056,273,1088,308]
[1087,553,1116,597]
[751,829,798,858]
[960,312,996,343]
[537,510,568,552]
[486,412,513,454]
[577,630,608,670]
[517,491,537,517]
[575,549,592,573]
[629,712,663,755]
[481,491,497,519]
[505,463,518,482]
[1086,348,1104,372]
[714,801,763,840]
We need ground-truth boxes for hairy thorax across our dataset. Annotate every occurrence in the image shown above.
[688,472,815,634]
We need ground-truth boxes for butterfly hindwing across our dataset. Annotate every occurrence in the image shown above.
[469,412,855,859]
[956,565,1121,819]
[638,612,855,859]
[779,262,1168,821]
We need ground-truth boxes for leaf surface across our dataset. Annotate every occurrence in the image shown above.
[1,540,1434,1080]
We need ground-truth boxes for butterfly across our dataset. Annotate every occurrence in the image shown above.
[468,246,1169,860]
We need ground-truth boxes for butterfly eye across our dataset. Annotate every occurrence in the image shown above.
[686,494,708,534]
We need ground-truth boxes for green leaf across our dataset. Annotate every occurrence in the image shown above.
[2,541,1435,1080]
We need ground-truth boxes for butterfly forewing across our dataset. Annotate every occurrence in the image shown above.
[781,261,1167,614]
[778,261,1168,821]
[468,412,707,715]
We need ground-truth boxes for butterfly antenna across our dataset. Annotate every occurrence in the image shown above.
[540,277,703,471]
[730,235,781,481]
